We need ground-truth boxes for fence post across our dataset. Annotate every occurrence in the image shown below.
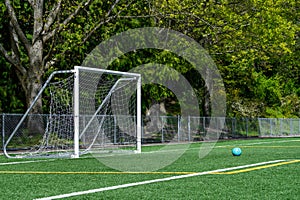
[188,116,191,142]
[290,119,293,136]
[177,115,180,142]
[114,115,117,144]
[161,116,164,143]
[247,118,249,137]
[1,114,4,150]
[270,118,273,136]
[231,118,236,137]
[280,118,282,136]
[203,117,206,136]
[141,117,144,143]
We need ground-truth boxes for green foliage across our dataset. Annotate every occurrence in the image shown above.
[255,73,282,106]
[108,48,203,115]
[0,58,24,113]
[153,0,299,118]
[0,0,298,118]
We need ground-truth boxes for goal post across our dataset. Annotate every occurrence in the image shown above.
[4,66,142,158]
[73,66,142,158]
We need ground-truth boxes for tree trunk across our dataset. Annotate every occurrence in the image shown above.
[26,38,45,135]
[25,0,45,135]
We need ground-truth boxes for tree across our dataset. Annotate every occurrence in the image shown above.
[151,0,299,117]
[0,0,152,114]
[0,0,154,134]
[1,0,298,119]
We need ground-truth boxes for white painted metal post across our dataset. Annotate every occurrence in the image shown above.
[73,66,80,158]
[136,75,142,153]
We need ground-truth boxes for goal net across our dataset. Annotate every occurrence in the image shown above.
[3,66,141,158]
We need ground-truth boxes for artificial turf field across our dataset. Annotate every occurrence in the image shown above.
[0,137,299,200]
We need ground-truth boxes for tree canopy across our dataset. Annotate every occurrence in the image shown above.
[0,0,299,118]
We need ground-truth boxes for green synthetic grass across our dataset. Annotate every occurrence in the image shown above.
[0,138,299,200]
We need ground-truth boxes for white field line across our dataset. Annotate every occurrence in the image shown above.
[34,159,285,200]
[92,139,300,158]
[2,139,298,160]
[215,139,300,148]
[0,139,297,165]
[0,159,56,166]
[141,139,300,154]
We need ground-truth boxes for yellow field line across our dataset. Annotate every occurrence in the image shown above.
[211,160,300,175]
[0,170,196,175]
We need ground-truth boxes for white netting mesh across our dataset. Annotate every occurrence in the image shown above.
[77,68,139,154]
[4,67,140,158]
[38,74,75,156]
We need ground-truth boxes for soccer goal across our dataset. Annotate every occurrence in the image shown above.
[3,66,142,158]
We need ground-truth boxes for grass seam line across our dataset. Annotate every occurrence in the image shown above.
[0,160,286,175]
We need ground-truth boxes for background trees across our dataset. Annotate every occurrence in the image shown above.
[0,0,152,114]
[153,0,299,117]
[0,0,299,118]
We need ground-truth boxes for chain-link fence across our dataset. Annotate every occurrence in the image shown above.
[142,116,261,142]
[1,113,300,153]
[258,118,300,137]
[1,113,50,153]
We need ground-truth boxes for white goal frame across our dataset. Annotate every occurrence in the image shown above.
[73,66,142,158]
[4,66,142,158]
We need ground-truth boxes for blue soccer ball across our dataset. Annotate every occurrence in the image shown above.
[232,147,242,156]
